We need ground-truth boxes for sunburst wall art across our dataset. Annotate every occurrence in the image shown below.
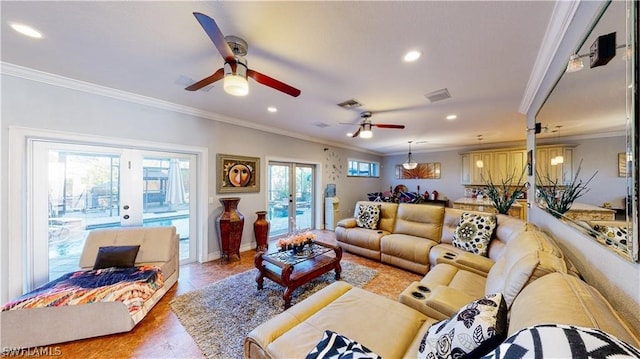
[395,162,441,179]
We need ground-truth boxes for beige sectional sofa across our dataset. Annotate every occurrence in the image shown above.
[336,201,529,274]
[245,201,640,358]
[245,273,640,358]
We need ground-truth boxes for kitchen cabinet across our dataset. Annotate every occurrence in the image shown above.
[460,148,528,185]
[535,146,574,185]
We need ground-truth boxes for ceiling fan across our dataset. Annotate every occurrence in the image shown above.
[346,111,406,138]
[185,12,301,97]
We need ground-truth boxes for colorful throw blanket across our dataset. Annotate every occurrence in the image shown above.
[2,265,164,315]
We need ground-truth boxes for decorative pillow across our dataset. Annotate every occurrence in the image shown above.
[354,204,381,230]
[452,212,497,256]
[93,245,140,269]
[418,293,508,359]
[306,330,381,359]
[592,224,630,254]
[481,324,640,359]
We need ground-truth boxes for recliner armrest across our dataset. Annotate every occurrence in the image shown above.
[337,218,357,228]
[424,285,477,318]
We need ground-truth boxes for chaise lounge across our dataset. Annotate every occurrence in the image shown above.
[1,226,179,348]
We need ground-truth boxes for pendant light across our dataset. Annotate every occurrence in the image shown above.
[402,141,418,170]
[551,126,564,165]
[475,135,484,168]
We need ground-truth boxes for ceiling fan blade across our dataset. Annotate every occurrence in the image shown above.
[192,12,235,63]
[247,69,301,97]
[185,68,225,91]
[351,126,361,138]
[373,124,405,129]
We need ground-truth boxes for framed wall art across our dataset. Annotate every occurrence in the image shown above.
[618,152,630,177]
[395,162,441,179]
[217,153,260,193]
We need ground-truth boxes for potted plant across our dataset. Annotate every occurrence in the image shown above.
[482,169,528,215]
[536,159,597,218]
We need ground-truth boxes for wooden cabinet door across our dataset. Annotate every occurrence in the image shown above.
[509,150,527,181]
[461,154,471,184]
[493,151,509,183]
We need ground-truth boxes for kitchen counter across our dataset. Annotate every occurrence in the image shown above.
[453,197,523,219]
[563,202,616,221]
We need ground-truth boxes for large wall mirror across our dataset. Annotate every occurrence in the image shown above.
[535,0,638,261]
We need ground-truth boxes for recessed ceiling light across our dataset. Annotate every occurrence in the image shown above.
[446,114,457,120]
[267,106,277,113]
[346,132,353,137]
[10,23,42,39]
[403,50,422,62]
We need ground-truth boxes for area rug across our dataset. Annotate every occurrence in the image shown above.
[170,261,377,359]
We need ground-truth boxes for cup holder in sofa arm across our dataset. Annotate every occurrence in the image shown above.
[400,282,476,320]
[441,252,458,261]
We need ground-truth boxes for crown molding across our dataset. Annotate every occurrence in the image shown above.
[1,62,376,155]
[519,1,581,115]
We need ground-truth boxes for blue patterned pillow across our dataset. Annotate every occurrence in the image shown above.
[481,324,640,358]
[418,293,508,359]
[306,330,381,359]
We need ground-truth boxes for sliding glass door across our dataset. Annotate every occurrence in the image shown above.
[32,141,196,282]
[267,161,315,237]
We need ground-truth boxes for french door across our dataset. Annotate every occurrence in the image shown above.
[31,141,197,283]
[267,162,315,237]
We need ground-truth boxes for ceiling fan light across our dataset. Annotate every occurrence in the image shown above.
[359,129,373,138]
[224,73,249,96]
[360,123,373,138]
[566,54,584,73]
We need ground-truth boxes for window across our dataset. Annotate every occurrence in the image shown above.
[348,159,379,177]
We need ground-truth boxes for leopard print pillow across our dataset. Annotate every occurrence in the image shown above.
[452,212,497,256]
[355,204,381,230]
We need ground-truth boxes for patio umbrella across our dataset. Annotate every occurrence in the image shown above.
[165,159,186,210]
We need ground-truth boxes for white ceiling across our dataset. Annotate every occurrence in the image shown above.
[2,1,561,155]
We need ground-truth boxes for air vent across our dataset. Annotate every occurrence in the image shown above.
[337,99,363,109]
[424,88,452,103]
[313,122,330,128]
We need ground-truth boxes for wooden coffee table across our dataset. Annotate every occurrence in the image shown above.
[254,240,342,309]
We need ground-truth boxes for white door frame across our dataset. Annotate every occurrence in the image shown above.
[8,126,209,298]
[265,156,323,232]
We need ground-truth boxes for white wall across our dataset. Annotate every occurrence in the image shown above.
[382,150,466,204]
[569,136,628,209]
[0,73,383,302]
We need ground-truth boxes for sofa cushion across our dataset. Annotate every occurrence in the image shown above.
[306,330,381,359]
[508,272,640,348]
[484,230,568,308]
[418,293,508,359]
[392,203,444,242]
[261,284,430,359]
[93,245,140,269]
[452,212,497,256]
[355,203,381,230]
[482,324,640,359]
